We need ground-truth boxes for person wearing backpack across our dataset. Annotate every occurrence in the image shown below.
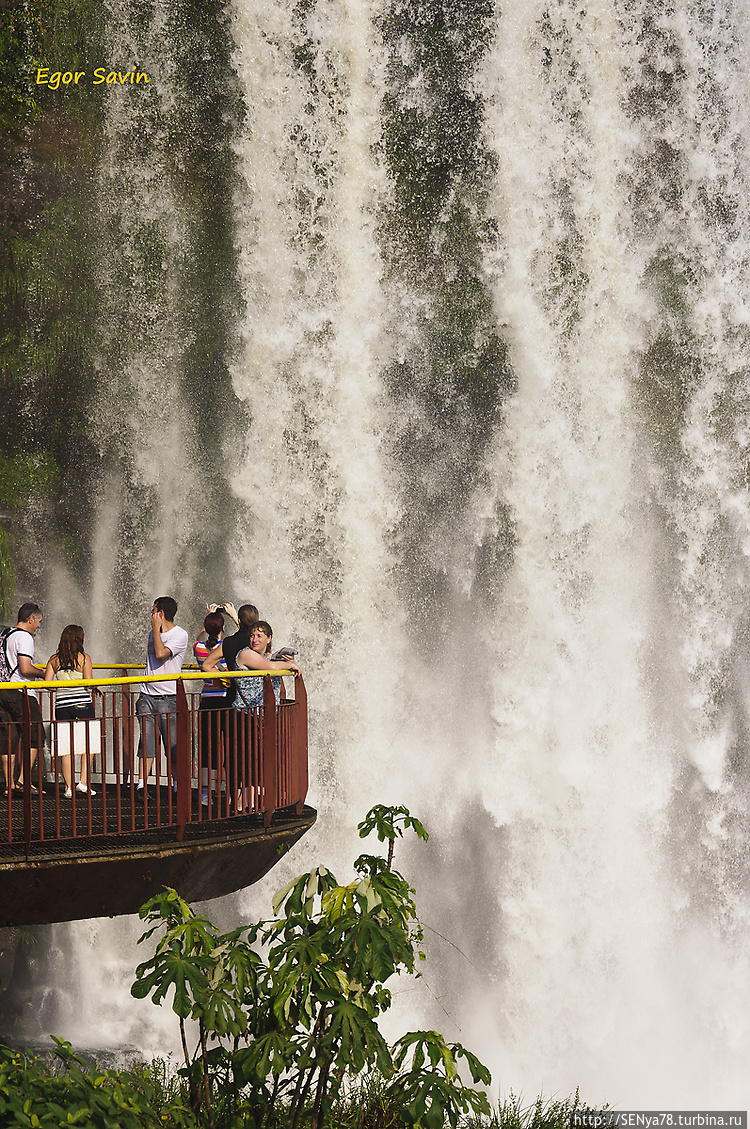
[0,602,46,793]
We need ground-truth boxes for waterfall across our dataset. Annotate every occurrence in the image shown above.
[228,0,404,820]
[6,0,750,1109]
[464,0,750,1105]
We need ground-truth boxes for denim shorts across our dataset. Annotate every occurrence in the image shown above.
[136,694,177,762]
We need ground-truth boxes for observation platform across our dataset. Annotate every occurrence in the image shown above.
[0,667,315,926]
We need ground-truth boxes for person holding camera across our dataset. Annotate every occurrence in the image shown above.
[136,596,188,795]
[203,602,259,705]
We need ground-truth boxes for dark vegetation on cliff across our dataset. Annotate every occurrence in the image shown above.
[0,0,243,617]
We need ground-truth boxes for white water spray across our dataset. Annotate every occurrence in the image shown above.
[228,0,405,824]
[87,0,208,640]
[466,0,750,1105]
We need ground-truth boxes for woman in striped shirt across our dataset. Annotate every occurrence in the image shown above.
[194,609,229,806]
[45,625,99,798]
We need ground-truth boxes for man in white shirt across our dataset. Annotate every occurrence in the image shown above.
[0,602,46,792]
[136,596,189,794]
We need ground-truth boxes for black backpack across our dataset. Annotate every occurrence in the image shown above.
[0,627,20,684]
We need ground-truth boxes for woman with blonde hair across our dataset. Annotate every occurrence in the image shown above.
[45,625,99,797]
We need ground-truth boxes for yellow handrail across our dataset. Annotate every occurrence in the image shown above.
[90,664,201,670]
[0,669,296,691]
[91,664,145,670]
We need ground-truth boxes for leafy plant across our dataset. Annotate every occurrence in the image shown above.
[0,1038,197,1128]
[131,805,492,1129]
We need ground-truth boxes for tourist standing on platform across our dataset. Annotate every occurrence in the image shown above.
[198,602,257,811]
[203,621,299,813]
[205,602,260,705]
[232,621,297,707]
[45,624,99,797]
[0,603,46,793]
[136,596,188,795]
[0,697,17,795]
[194,608,228,806]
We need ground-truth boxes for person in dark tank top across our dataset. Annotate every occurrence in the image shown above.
[203,602,259,705]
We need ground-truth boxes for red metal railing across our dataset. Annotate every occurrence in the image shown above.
[0,671,309,857]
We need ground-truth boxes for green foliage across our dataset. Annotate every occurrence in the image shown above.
[0,1039,592,1129]
[467,1089,601,1129]
[0,452,57,617]
[378,0,507,409]
[7,198,97,380]
[358,804,428,846]
[0,453,58,512]
[0,0,107,591]
[0,0,242,601]
[0,1039,197,1129]
[358,804,428,872]
[0,1,53,130]
[389,1032,492,1129]
[0,528,15,622]
[131,805,491,1129]
[326,1070,415,1128]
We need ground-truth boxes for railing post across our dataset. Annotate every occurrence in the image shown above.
[121,670,133,787]
[176,679,190,840]
[261,676,277,828]
[21,690,32,858]
[293,675,308,814]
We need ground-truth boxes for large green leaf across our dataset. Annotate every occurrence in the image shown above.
[324,1000,393,1076]
[132,949,211,1018]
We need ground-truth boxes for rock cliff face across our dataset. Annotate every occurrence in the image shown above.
[1,3,103,612]
[0,0,245,634]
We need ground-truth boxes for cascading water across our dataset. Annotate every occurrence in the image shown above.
[6,0,750,1109]
[227,0,404,819]
[458,0,750,1105]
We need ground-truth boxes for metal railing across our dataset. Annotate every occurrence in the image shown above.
[0,669,308,857]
